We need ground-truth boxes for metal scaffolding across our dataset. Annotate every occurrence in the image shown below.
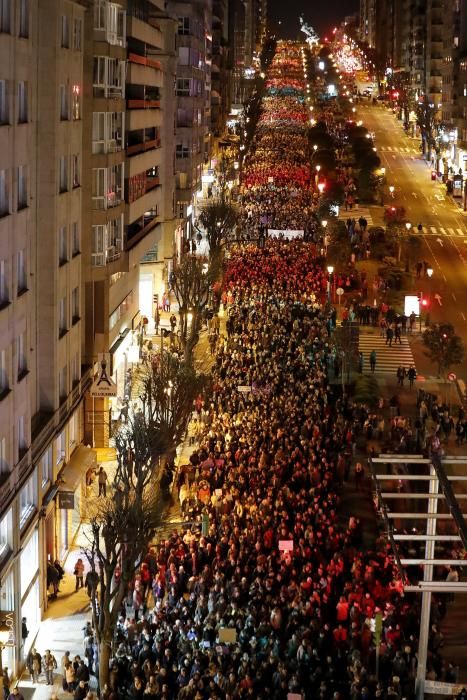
[369,453,467,700]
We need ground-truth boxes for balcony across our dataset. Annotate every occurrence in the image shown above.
[128,53,162,71]
[126,137,160,156]
[127,99,160,109]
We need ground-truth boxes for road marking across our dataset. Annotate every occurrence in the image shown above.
[436,238,444,247]
[430,227,437,233]
[443,273,447,281]
[448,228,455,235]
[452,293,457,302]
[457,228,465,236]
[439,227,447,235]
[462,312,466,321]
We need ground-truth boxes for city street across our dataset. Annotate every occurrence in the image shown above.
[356,101,467,377]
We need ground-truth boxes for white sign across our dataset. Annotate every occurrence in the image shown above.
[404,295,420,317]
[237,385,252,393]
[336,288,344,296]
[424,680,465,695]
[90,356,118,398]
[268,229,304,240]
[279,540,294,552]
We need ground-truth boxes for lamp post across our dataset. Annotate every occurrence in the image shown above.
[315,164,321,185]
[327,265,334,302]
[322,220,328,255]
[389,185,395,198]
[405,222,412,233]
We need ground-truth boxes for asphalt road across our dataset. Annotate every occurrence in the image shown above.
[356,101,467,377]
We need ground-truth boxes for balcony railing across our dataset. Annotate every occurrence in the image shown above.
[128,53,162,71]
[127,99,160,109]
[126,137,160,156]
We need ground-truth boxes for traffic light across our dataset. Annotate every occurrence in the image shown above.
[421,298,429,308]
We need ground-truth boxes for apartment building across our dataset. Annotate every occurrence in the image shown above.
[82,0,177,445]
[170,0,213,248]
[0,0,90,675]
[211,0,230,137]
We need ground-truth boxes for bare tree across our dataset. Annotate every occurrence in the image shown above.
[171,255,211,365]
[82,413,162,691]
[198,199,238,262]
[416,99,438,160]
[138,352,208,460]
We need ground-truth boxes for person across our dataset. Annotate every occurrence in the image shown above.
[85,569,99,598]
[98,466,107,497]
[355,462,364,491]
[74,680,88,700]
[407,365,417,388]
[370,350,376,373]
[7,689,24,700]
[46,561,60,598]
[396,366,405,386]
[43,650,57,685]
[169,313,177,332]
[358,352,364,374]
[26,647,41,684]
[385,326,394,346]
[74,558,85,591]
[65,661,76,692]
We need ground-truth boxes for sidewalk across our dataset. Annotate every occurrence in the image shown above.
[17,307,222,700]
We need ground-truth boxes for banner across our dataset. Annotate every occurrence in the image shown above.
[268,229,304,240]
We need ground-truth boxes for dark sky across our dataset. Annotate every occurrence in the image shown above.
[268,0,359,39]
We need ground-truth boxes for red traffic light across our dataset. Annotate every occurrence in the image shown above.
[421,299,429,307]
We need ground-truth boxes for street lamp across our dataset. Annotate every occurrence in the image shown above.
[317,182,325,195]
[427,267,433,278]
[327,265,334,302]
[389,185,395,198]
[405,222,412,232]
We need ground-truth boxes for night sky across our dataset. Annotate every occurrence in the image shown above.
[268,0,359,39]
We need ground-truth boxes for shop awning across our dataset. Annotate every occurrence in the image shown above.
[58,445,97,493]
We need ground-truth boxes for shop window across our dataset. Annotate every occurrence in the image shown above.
[19,471,36,529]
[0,509,12,560]
[56,431,65,464]
[20,527,38,597]
[41,446,52,488]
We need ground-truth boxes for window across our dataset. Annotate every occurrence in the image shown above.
[17,165,27,209]
[73,17,81,50]
[178,17,190,35]
[94,0,126,45]
[176,144,190,159]
[19,0,28,37]
[56,431,65,464]
[16,332,27,379]
[17,414,27,459]
[92,164,123,209]
[109,291,134,331]
[71,286,79,322]
[17,249,26,293]
[0,509,12,560]
[58,365,67,402]
[176,78,190,96]
[0,349,8,395]
[72,85,80,119]
[0,437,7,479]
[61,14,69,47]
[71,222,80,256]
[92,216,123,265]
[59,296,67,337]
[60,84,69,120]
[0,260,8,306]
[0,169,8,216]
[19,471,36,528]
[92,111,124,153]
[72,154,80,188]
[18,81,27,123]
[93,56,125,98]
[0,80,8,124]
[69,410,78,447]
[41,447,52,488]
[0,0,11,33]
[59,156,68,193]
[71,352,79,386]
[59,225,67,264]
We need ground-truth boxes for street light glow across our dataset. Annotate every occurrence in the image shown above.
[427,268,433,278]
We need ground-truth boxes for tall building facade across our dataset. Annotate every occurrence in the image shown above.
[0,0,91,673]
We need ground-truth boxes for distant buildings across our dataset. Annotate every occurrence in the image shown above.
[0,0,267,677]
[358,0,467,183]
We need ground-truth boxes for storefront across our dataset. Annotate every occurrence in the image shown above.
[57,445,96,559]
[0,569,16,671]
[20,527,40,655]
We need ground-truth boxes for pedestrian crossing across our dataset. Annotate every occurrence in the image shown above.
[379,145,420,155]
[412,225,467,238]
[359,333,417,375]
[335,207,374,227]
